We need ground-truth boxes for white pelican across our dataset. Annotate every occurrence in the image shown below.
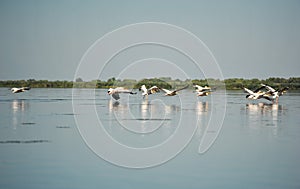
[140,85,159,98]
[243,86,265,100]
[160,85,189,96]
[11,87,31,93]
[107,87,136,100]
[194,85,211,92]
[193,85,211,96]
[196,91,210,96]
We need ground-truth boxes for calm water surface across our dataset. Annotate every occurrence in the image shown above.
[0,88,299,189]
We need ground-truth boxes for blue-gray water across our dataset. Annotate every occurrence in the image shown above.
[0,88,300,189]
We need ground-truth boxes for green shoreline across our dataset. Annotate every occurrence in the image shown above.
[1,77,300,90]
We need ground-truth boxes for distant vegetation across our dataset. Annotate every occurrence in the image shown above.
[0,77,300,90]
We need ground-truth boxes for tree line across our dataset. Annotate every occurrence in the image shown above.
[0,77,300,90]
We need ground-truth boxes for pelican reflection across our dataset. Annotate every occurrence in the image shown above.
[195,101,210,137]
[11,100,28,129]
[107,99,177,131]
[196,101,209,116]
[108,99,121,113]
[245,103,284,135]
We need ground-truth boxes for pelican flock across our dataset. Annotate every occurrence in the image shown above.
[106,83,288,104]
[244,84,288,103]
[9,81,288,104]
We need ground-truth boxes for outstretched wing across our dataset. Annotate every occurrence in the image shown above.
[22,87,31,91]
[244,87,254,95]
[262,95,273,102]
[193,85,202,91]
[174,85,189,92]
[140,85,148,95]
[148,86,159,94]
[278,87,289,95]
[114,87,133,94]
[160,88,172,94]
[254,85,266,93]
[261,84,276,93]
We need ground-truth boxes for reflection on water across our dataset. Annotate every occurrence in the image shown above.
[107,99,210,139]
[1,89,300,189]
[108,100,120,113]
[11,100,28,129]
[104,99,181,147]
[196,101,209,116]
[140,99,149,120]
[11,100,26,113]
[195,101,210,138]
[107,99,178,122]
[244,103,285,135]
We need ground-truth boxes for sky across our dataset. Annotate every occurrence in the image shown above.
[0,0,299,81]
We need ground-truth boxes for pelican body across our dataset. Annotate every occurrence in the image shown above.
[11,87,31,93]
[140,85,159,98]
[107,87,136,100]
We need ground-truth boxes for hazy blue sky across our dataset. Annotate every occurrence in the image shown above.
[0,0,299,81]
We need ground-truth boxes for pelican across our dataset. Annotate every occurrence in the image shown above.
[11,87,31,93]
[261,84,289,102]
[107,87,136,100]
[196,91,210,96]
[194,85,211,92]
[243,86,265,100]
[139,85,159,98]
[193,85,211,96]
[160,85,189,96]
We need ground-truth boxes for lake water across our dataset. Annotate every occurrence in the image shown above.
[0,88,300,189]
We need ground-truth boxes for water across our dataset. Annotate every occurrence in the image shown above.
[0,88,300,189]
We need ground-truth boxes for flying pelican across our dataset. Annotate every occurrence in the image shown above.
[261,84,289,102]
[194,85,211,92]
[139,85,159,98]
[11,87,31,93]
[196,91,210,96]
[160,85,189,96]
[243,86,266,100]
[193,85,211,96]
[107,87,136,100]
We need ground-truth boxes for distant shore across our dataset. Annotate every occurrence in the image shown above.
[1,77,299,90]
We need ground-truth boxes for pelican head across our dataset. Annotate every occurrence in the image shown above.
[107,88,113,95]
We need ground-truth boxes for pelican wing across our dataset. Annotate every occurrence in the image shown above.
[200,88,211,92]
[148,86,159,94]
[244,87,254,95]
[140,85,147,93]
[194,85,211,92]
[197,91,209,96]
[160,88,172,94]
[140,85,148,95]
[278,87,289,94]
[114,87,132,93]
[22,87,31,91]
[193,85,202,91]
[261,95,273,102]
[253,85,266,93]
[174,85,189,92]
[261,84,276,93]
